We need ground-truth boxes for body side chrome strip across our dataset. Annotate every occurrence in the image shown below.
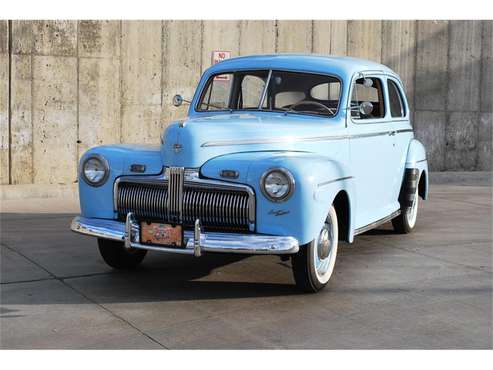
[405,158,428,166]
[201,128,414,147]
[317,176,354,188]
[201,135,348,147]
[354,209,401,236]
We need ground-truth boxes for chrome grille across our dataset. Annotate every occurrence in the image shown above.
[115,173,255,231]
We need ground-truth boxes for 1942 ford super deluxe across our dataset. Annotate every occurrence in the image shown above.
[71,54,428,292]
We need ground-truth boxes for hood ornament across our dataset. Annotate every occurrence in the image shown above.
[172,143,183,153]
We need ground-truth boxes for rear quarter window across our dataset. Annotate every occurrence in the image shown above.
[387,79,406,118]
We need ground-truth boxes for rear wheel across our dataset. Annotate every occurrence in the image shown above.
[292,206,339,293]
[98,238,147,269]
[392,175,420,234]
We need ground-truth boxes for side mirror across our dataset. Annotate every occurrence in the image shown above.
[359,101,373,116]
[363,78,373,88]
[172,94,184,107]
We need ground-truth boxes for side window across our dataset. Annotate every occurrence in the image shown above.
[350,77,385,120]
[387,80,406,118]
[240,75,266,109]
[199,73,233,110]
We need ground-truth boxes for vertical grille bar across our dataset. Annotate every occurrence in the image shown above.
[167,167,184,223]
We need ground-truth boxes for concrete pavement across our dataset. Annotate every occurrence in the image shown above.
[1,180,492,348]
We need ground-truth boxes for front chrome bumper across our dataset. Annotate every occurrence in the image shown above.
[70,214,299,256]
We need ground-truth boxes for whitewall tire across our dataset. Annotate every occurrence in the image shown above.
[292,206,339,292]
[392,173,420,233]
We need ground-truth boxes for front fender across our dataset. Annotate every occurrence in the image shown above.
[201,151,355,245]
[79,144,163,219]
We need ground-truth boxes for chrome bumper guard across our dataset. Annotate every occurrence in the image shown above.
[70,213,299,257]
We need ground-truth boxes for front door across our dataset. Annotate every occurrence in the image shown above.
[348,75,396,229]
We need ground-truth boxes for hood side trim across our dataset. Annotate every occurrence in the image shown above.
[201,128,413,147]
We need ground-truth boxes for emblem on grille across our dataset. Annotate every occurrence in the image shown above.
[172,143,183,153]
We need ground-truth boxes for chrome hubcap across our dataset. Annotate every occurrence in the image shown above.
[317,228,331,260]
[315,223,333,276]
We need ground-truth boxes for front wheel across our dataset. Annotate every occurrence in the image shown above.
[291,206,339,293]
[98,238,147,269]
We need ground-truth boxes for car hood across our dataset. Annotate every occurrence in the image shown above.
[161,113,344,168]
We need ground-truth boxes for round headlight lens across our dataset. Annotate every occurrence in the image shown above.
[261,168,295,202]
[82,155,109,186]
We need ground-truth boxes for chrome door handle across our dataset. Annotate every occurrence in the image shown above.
[389,130,396,136]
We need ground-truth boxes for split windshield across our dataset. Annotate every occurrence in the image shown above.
[197,70,341,117]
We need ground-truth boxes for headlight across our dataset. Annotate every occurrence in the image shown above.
[81,155,109,187]
[260,168,295,202]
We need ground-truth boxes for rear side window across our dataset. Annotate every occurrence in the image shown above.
[387,80,406,118]
[350,77,385,120]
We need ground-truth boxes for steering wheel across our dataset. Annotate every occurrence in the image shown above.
[288,100,336,115]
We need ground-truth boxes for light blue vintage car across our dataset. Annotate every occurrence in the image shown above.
[71,54,428,292]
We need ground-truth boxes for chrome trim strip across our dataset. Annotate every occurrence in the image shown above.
[317,176,354,188]
[354,210,401,236]
[351,131,389,139]
[201,129,414,147]
[395,128,414,134]
[405,158,427,166]
[71,216,298,255]
[201,135,347,147]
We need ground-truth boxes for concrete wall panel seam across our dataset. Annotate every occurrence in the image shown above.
[119,20,123,144]
[76,21,80,171]
[8,20,12,185]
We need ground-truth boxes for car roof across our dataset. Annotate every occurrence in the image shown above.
[205,54,398,80]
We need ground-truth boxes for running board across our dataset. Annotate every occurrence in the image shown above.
[354,210,401,236]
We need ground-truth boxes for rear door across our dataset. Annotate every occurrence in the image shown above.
[385,77,414,206]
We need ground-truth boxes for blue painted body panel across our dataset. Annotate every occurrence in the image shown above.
[79,145,162,218]
[202,151,354,244]
[77,54,428,246]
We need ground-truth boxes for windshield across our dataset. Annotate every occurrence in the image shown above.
[196,70,341,117]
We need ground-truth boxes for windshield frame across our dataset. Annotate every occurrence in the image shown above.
[194,68,343,118]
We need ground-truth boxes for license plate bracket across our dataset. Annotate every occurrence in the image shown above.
[140,222,183,247]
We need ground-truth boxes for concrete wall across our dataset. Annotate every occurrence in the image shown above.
[0,20,491,185]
